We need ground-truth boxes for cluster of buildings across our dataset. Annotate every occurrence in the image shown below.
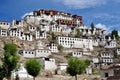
[0,9,120,79]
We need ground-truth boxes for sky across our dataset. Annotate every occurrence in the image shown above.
[0,0,120,34]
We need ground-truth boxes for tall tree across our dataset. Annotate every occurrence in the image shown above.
[90,22,94,34]
[51,32,56,43]
[58,44,64,52]
[111,29,119,39]
[25,59,41,80]
[67,58,86,80]
[0,66,4,80]
[75,28,81,38]
[0,43,20,80]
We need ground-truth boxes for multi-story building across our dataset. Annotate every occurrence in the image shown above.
[0,29,8,36]
[57,36,93,50]
[100,52,114,65]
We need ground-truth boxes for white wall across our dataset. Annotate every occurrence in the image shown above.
[72,51,83,57]
[19,50,35,58]
[0,22,10,29]
[35,49,51,57]
[57,63,68,70]
[40,58,57,70]
[0,29,7,36]
[117,49,120,55]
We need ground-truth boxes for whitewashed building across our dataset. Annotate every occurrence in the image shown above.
[19,40,51,58]
[9,28,22,37]
[9,27,33,41]
[51,24,62,32]
[61,25,72,34]
[40,57,57,70]
[34,49,51,58]
[19,50,35,58]
[0,29,8,36]
[105,40,116,48]
[46,43,59,53]
[27,25,36,32]
[35,40,51,57]
[116,48,120,55]
[0,21,10,29]
[72,51,83,57]
[104,35,116,48]
[57,36,93,51]
[92,38,99,46]
[100,52,114,64]
[19,49,51,58]
[12,20,24,27]
[35,30,47,39]
[21,32,33,41]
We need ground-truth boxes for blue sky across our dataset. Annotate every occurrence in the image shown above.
[0,0,120,34]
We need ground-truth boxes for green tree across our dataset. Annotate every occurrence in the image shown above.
[25,59,41,80]
[0,66,4,80]
[58,44,64,52]
[0,43,20,80]
[51,32,56,43]
[67,58,86,80]
[90,22,94,34]
[85,60,91,66]
[75,28,81,38]
[111,29,119,39]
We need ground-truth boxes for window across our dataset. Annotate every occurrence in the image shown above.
[105,73,108,77]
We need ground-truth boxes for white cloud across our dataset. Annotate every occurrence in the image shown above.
[54,0,107,9]
[95,23,109,31]
[94,13,115,19]
[21,12,33,19]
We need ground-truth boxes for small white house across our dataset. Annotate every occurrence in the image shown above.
[0,29,7,36]
[0,21,10,29]
[40,57,57,70]
[72,51,83,57]
[101,58,113,63]
[35,30,47,39]
[12,19,24,27]
[9,28,22,38]
[46,43,59,53]
[100,52,114,64]
[27,25,36,32]
[19,50,35,58]
[19,49,51,58]
[100,52,113,58]
[21,32,33,41]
